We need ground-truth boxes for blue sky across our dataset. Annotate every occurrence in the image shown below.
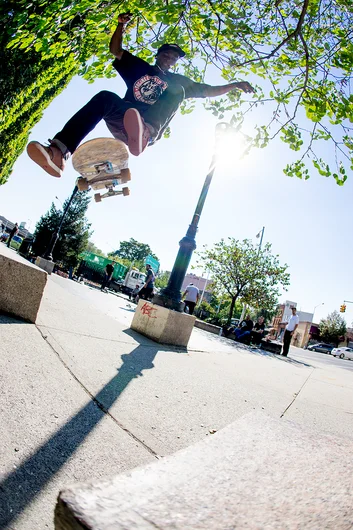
[1,61,352,326]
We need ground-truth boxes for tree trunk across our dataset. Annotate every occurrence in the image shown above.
[227,296,237,326]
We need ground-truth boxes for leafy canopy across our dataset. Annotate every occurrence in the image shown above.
[196,238,290,324]
[5,0,353,184]
[111,237,159,263]
[319,310,347,345]
[33,191,91,269]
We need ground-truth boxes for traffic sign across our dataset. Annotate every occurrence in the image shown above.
[145,255,160,273]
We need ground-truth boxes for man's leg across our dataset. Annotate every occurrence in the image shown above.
[234,328,244,339]
[101,274,108,291]
[282,330,292,356]
[238,331,251,344]
[187,302,196,315]
[27,91,133,177]
[123,85,185,156]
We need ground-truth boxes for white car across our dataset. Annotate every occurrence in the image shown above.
[331,347,353,360]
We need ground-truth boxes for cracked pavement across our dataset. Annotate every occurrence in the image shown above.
[1,274,353,529]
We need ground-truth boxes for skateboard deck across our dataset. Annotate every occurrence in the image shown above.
[72,138,131,202]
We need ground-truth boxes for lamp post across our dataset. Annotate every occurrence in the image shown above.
[312,302,324,322]
[43,185,79,261]
[153,123,230,312]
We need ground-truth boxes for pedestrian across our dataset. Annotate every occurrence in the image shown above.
[280,306,299,357]
[182,283,200,315]
[138,264,155,300]
[234,314,254,344]
[251,316,266,346]
[130,284,140,303]
[101,262,115,291]
[6,222,18,248]
[27,12,254,178]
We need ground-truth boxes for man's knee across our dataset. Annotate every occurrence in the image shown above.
[91,91,121,106]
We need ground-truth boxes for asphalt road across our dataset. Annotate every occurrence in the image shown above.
[289,345,353,372]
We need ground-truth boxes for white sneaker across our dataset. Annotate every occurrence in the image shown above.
[27,141,65,178]
[123,109,154,156]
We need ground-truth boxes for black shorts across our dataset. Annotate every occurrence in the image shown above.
[139,287,154,300]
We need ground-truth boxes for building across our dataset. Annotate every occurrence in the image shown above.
[181,273,212,303]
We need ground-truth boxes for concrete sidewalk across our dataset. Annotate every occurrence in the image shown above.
[1,275,353,529]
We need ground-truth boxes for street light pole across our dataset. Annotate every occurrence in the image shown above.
[258,226,265,252]
[312,302,324,322]
[43,185,79,261]
[153,123,229,312]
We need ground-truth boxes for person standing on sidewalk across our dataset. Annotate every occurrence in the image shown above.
[138,264,155,300]
[6,222,18,248]
[26,12,254,178]
[101,262,115,291]
[183,283,200,315]
[281,307,299,357]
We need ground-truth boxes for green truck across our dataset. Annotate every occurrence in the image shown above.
[77,252,128,285]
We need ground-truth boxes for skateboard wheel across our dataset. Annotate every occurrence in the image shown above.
[77,177,89,191]
[122,187,130,196]
[94,193,102,202]
[120,168,131,183]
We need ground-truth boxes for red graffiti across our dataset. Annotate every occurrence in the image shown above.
[140,302,157,318]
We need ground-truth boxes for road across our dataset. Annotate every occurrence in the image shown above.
[290,345,353,372]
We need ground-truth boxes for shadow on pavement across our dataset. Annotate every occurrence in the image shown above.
[272,354,312,368]
[0,314,30,325]
[0,341,160,529]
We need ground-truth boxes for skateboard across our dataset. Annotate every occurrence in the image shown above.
[72,138,131,203]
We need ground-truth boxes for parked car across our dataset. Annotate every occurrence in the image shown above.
[307,343,334,354]
[331,347,353,360]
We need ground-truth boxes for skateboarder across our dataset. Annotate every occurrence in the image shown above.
[27,12,254,178]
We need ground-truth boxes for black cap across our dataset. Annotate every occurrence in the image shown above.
[157,43,186,58]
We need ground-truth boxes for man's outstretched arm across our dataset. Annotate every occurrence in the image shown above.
[109,12,132,59]
[203,81,255,96]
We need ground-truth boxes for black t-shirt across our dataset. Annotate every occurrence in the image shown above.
[105,264,114,276]
[239,319,254,332]
[254,322,265,332]
[113,51,209,110]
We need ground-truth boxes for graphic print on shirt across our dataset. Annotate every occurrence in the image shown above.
[133,75,168,105]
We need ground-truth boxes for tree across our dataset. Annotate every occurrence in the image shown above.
[111,238,158,263]
[319,311,347,346]
[85,240,106,257]
[155,270,171,290]
[3,1,353,185]
[197,238,290,325]
[0,1,78,183]
[32,191,91,269]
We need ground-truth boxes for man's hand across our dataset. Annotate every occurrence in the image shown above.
[118,12,132,25]
[233,81,255,94]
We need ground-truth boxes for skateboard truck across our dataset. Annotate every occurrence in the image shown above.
[94,161,114,174]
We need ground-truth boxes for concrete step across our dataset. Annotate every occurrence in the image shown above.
[55,412,353,529]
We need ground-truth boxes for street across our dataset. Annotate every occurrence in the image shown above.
[290,345,353,372]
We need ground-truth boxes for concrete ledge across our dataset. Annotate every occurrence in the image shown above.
[0,244,47,322]
[54,412,353,529]
[194,319,222,335]
[261,339,282,354]
[131,300,195,347]
[35,256,55,275]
